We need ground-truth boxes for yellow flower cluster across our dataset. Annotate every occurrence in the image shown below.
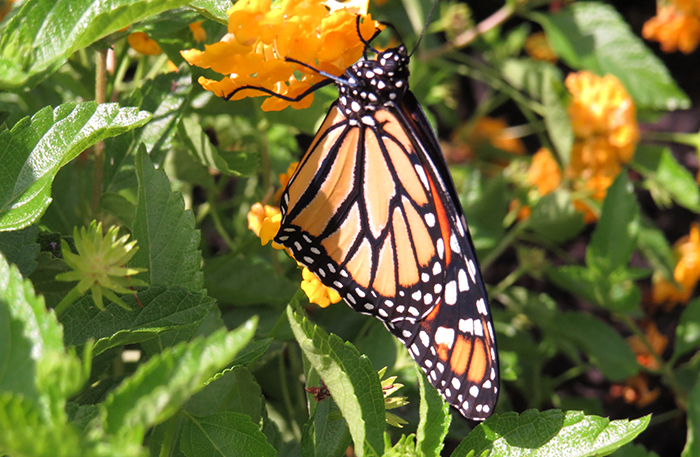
[652,223,700,308]
[643,0,700,54]
[181,0,381,111]
[565,71,639,222]
[247,164,342,308]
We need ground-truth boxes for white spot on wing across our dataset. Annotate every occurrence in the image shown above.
[445,280,457,305]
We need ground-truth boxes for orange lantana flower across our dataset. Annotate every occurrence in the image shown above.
[528,147,562,196]
[182,0,382,111]
[189,21,207,42]
[128,32,162,55]
[446,117,526,162]
[643,1,700,54]
[610,374,660,408]
[652,223,700,308]
[565,71,639,222]
[524,32,557,63]
[627,322,668,370]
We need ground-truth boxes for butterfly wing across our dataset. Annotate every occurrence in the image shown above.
[275,95,498,420]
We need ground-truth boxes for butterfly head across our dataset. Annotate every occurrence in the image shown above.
[337,45,410,120]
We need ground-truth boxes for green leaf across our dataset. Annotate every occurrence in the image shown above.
[0,225,40,276]
[548,265,642,313]
[674,298,700,361]
[131,148,203,291]
[531,2,690,111]
[0,102,151,231]
[0,252,85,420]
[286,296,386,457]
[186,367,264,424]
[189,0,230,24]
[541,67,573,166]
[101,319,257,441]
[452,410,650,457]
[632,144,700,212]
[180,411,276,457]
[587,173,640,272]
[28,252,74,309]
[61,287,216,356]
[550,312,639,381]
[683,376,700,457]
[97,192,136,228]
[611,443,660,457]
[178,117,259,177]
[416,369,450,457]
[637,216,675,281]
[301,389,352,457]
[528,191,585,243]
[0,0,190,90]
[104,72,192,193]
[204,253,298,306]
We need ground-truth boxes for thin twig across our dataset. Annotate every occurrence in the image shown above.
[92,49,108,213]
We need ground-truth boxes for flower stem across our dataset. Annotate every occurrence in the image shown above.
[642,130,700,149]
[92,49,108,213]
[54,286,84,317]
[481,220,528,271]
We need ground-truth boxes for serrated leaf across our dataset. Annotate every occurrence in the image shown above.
[0,0,190,90]
[178,117,258,177]
[104,72,192,193]
[674,298,700,361]
[528,190,585,243]
[204,253,298,306]
[0,252,85,422]
[452,410,650,457]
[301,390,352,457]
[683,376,700,457]
[61,287,216,356]
[547,265,641,313]
[637,216,675,281]
[97,192,136,228]
[180,411,275,457]
[611,443,660,457]
[188,0,230,24]
[531,2,689,111]
[0,102,151,231]
[550,312,639,381]
[131,148,203,291]
[416,369,450,457]
[286,296,386,457]
[632,144,700,212]
[0,225,40,276]
[587,173,640,272]
[101,319,257,441]
[186,367,263,425]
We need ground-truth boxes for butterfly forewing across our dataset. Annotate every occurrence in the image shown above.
[274,46,498,420]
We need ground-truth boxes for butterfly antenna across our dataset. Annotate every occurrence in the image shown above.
[409,0,440,57]
[356,15,382,58]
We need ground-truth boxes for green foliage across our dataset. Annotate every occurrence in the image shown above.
[1,0,697,455]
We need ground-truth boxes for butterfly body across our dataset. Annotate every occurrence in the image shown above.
[274,45,499,420]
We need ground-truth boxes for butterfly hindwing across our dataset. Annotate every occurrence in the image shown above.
[274,46,498,420]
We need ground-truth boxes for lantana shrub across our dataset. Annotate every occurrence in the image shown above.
[1,0,699,456]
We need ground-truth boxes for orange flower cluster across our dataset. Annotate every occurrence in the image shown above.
[247,164,342,308]
[643,0,700,54]
[609,374,660,408]
[524,32,558,63]
[128,32,163,55]
[565,71,639,222]
[0,0,15,22]
[652,223,700,308]
[514,72,638,223]
[445,117,526,163]
[181,0,381,111]
[627,322,668,370]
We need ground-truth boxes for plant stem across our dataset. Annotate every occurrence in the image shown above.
[92,49,108,213]
[642,130,700,149]
[481,221,527,271]
[207,195,236,251]
[54,286,83,317]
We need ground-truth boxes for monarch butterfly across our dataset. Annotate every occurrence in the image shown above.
[233,16,498,420]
